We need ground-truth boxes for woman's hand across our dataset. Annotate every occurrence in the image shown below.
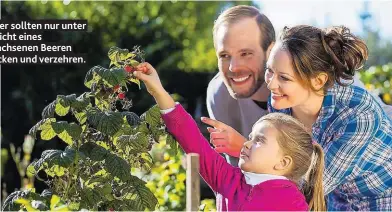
[201,117,246,158]
[134,62,175,110]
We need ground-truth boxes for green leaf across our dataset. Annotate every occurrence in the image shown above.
[86,108,123,136]
[122,112,140,127]
[40,119,57,141]
[79,142,109,161]
[96,183,113,196]
[40,189,52,199]
[42,100,56,119]
[55,95,71,116]
[45,148,76,168]
[51,122,82,145]
[28,147,77,177]
[57,131,73,145]
[2,191,25,211]
[94,98,110,111]
[129,59,140,66]
[139,152,153,172]
[66,122,82,140]
[142,105,163,127]
[52,205,69,212]
[80,188,102,210]
[49,195,69,211]
[31,119,82,144]
[117,133,149,154]
[51,121,67,134]
[28,160,44,176]
[68,202,80,211]
[64,94,77,104]
[105,154,131,181]
[151,126,167,143]
[129,77,141,89]
[124,176,158,211]
[108,46,135,63]
[30,200,48,211]
[50,195,60,210]
[15,198,38,212]
[108,46,121,61]
[85,65,127,89]
[109,60,117,68]
[29,118,55,139]
[26,162,36,178]
[71,93,90,111]
[137,122,150,135]
[101,67,127,87]
[90,132,105,141]
[86,169,113,188]
[45,165,66,177]
[84,66,103,89]
[96,141,110,150]
[112,122,135,141]
[166,134,178,155]
[2,189,47,211]
[74,112,87,124]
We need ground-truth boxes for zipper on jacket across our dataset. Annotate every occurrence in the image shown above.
[238,186,255,211]
[246,186,254,201]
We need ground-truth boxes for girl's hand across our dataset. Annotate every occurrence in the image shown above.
[134,62,175,110]
[134,62,165,97]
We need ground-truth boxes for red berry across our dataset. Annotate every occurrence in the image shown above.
[124,65,133,73]
[118,92,125,99]
[109,208,114,212]
[113,85,120,92]
[144,66,149,73]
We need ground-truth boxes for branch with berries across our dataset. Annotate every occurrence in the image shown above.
[1,46,179,211]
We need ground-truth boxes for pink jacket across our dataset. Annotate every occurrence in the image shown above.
[161,104,309,211]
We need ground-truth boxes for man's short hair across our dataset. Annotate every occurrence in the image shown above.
[213,5,275,51]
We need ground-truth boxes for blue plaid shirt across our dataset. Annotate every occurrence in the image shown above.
[268,84,392,211]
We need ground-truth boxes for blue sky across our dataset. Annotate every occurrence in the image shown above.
[256,0,392,40]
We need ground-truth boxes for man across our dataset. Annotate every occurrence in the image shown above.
[204,5,392,166]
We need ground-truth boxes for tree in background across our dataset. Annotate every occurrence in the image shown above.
[358,1,392,105]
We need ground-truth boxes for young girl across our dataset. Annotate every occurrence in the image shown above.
[134,63,326,211]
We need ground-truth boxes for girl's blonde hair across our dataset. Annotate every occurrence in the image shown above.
[255,113,326,211]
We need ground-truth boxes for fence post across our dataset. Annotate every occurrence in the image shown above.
[186,153,200,211]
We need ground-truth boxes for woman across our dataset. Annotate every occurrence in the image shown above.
[264,25,392,210]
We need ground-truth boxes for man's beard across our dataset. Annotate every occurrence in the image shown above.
[225,62,266,99]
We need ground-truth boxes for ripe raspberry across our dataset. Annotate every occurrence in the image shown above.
[137,66,147,73]
[118,92,125,99]
[124,65,133,73]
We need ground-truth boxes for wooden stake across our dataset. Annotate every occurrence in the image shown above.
[186,153,200,211]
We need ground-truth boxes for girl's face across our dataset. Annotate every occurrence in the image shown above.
[264,43,312,110]
[238,122,285,174]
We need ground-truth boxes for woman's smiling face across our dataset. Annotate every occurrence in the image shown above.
[264,43,312,110]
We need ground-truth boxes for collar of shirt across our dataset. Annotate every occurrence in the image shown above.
[241,170,288,186]
[312,84,337,144]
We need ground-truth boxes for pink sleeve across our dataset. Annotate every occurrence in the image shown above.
[161,104,242,195]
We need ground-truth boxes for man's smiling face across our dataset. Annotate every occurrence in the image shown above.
[215,17,268,99]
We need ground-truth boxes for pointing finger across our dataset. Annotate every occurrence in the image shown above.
[201,117,225,129]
